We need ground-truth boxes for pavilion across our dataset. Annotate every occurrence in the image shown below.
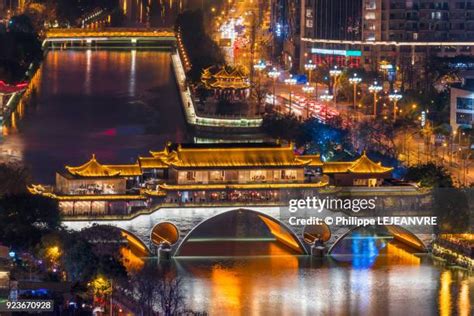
[29,143,394,215]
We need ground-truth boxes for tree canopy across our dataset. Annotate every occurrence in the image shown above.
[404,163,453,188]
[0,194,61,250]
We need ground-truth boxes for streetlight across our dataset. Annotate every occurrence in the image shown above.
[388,90,402,122]
[302,83,315,119]
[320,90,334,122]
[368,81,382,117]
[268,67,280,111]
[284,75,297,114]
[253,60,267,86]
[304,60,317,97]
[253,60,267,114]
[304,60,317,82]
[329,66,342,107]
[348,73,362,112]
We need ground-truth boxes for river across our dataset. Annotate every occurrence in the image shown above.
[0,49,188,183]
[175,237,472,315]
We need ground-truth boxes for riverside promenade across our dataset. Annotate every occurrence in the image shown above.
[170,51,263,131]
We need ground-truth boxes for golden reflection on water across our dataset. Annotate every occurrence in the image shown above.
[200,254,299,315]
[439,269,472,316]
[439,270,452,316]
[458,279,471,316]
[374,242,421,266]
[120,246,145,272]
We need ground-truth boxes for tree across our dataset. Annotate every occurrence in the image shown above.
[61,232,98,283]
[79,225,124,258]
[176,9,225,83]
[262,113,303,142]
[251,79,270,115]
[157,276,185,316]
[0,163,31,196]
[0,23,42,83]
[404,163,453,188]
[131,263,160,315]
[0,194,61,250]
[433,188,470,233]
[8,14,35,33]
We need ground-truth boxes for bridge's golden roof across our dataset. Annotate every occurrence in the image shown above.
[105,164,142,177]
[138,157,168,169]
[323,153,393,174]
[302,154,324,167]
[45,28,175,38]
[163,144,312,168]
[66,155,121,177]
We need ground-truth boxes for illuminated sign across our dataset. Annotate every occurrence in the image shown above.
[421,111,426,127]
[311,48,362,57]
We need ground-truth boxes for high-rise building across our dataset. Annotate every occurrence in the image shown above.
[271,0,301,72]
[294,0,474,88]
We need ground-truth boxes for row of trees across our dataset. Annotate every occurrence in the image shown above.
[175,9,225,82]
[0,15,42,84]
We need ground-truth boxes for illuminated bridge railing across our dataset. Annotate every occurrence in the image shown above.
[44,28,175,39]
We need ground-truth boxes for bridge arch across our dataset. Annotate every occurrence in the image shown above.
[120,228,151,257]
[327,224,427,255]
[174,208,307,256]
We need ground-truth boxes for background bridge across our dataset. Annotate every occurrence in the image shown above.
[43,28,176,48]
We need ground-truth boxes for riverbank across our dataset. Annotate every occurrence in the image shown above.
[170,50,263,132]
[432,234,474,270]
[2,62,42,133]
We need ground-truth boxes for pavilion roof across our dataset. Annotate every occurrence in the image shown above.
[105,164,142,176]
[322,153,393,174]
[201,66,250,90]
[301,154,324,167]
[66,155,121,177]
[138,156,168,169]
[161,144,312,168]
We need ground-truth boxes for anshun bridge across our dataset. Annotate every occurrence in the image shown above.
[28,142,434,257]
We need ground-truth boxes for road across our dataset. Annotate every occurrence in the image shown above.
[396,129,474,186]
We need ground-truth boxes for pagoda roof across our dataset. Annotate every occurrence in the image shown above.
[105,164,142,176]
[201,66,250,90]
[323,153,393,174]
[301,154,324,167]
[138,156,168,169]
[162,143,312,168]
[66,155,121,177]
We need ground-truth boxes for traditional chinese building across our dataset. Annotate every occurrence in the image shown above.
[201,66,250,100]
[29,143,393,215]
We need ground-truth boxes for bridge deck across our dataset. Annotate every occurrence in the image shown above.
[45,28,175,39]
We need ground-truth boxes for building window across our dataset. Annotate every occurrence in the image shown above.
[365,12,376,20]
[209,170,225,182]
[456,113,473,125]
[250,170,266,181]
[457,97,474,110]
[281,170,297,181]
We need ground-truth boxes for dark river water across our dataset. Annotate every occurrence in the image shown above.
[0,50,188,183]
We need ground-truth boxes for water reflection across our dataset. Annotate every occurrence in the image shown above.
[0,50,187,183]
[164,226,473,314]
[173,254,473,315]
